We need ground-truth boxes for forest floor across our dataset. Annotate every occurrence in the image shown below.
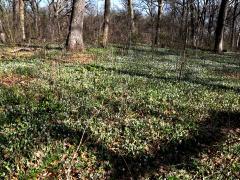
[0,44,239,179]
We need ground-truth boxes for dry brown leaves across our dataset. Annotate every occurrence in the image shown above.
[214,68,240,80]
[224,72,240,79]
[0,74,34,87]
[0,47,40,60]
[57,53,94,64]
[0,46,95,65]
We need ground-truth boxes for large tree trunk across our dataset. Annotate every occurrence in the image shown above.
[128,0,136,34]
[19,0,26,41]
[154,0,163,46]
[214,0,228,53]
[100,0,110,47]
[66,0,85,51]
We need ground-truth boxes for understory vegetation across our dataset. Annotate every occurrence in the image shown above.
[0,45,239,179]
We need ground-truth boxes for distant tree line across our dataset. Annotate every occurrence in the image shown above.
[0,0,239,53]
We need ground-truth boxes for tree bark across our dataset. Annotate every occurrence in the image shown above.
[207,0,215,46]
[66,0,85,51]
[154,0,163,46]
[230,0,238,49]
[128,0,136,34]
[0,20,6,43]
[19,0,26,41]
[198,0,209,47]
[12,0,19,40]
[100,0,110,47]
[179,0,186,39]
[214,0,228,53]
[30,0,39,37]
[237,29,240,49]
[190,0,196,47]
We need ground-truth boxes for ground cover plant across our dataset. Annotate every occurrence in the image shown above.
[0,45,239,179]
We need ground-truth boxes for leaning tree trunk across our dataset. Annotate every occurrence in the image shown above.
[100,0,110,47]
[66,0,85,51]
[214,0,228,53]
[154,0,163,46]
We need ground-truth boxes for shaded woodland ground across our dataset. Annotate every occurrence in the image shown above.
[0,45,240,179]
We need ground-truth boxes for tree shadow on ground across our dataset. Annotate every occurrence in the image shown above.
[49,110,240,179]
[0,91,239,179]
[113,44,180,57]
[14,43,63,50]
[1,64,239,178]
[85,64,240,93]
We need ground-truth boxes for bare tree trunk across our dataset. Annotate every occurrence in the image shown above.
[0,19,6,43]
[170,1,177,46]
[30,0,39,37]
[128,0,136,34]
[34,15,38,37]
[13,0,19,40]
[230,0,238,49]
[154,0,163,46]
[237,29,240,49]
[183,0,189,49]
[189,0,196,47]
[207,0,215,47]
[214,0,228,53]
[19,0,26,41]
[57,20,61,39]
[100,0,110,47]
[179,0,186,39]
[66,0,85,51]
[198,0,208,48]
